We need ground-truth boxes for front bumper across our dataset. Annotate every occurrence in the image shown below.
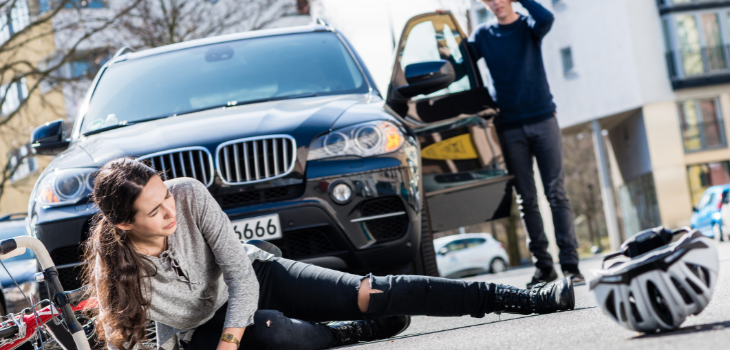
[33,155,422,290]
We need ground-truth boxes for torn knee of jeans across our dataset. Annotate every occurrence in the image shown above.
[370,289,383,294]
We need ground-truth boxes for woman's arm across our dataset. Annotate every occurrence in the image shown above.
[189,181,259,336]
[217,327,245,350]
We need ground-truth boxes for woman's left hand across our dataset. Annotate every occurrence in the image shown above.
[216,340,239,350]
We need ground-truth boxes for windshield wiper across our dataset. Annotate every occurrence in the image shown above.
[82,115,172,136]
[172,93,321,118]
[83,94,320,136]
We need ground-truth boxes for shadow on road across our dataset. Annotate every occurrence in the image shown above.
[631,320,730,340]
[338,307,597,348]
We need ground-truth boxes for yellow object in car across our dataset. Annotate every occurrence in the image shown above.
[421,134,478,160]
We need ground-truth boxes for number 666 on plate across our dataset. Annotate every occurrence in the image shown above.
[231,214,283,241]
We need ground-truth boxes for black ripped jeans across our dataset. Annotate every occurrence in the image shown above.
[181,258,498,350]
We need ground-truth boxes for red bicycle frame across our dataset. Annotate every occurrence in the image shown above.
[0,298,97,350]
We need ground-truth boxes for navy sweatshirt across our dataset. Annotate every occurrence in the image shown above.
[469,0,555,126]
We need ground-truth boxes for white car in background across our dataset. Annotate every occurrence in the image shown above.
[434,233,509,278]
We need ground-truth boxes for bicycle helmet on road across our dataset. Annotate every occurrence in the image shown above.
[589,227,719,332]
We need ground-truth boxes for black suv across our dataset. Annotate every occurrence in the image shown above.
[27,13,512,291]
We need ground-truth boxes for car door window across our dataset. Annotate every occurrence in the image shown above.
[697,192,712,209]
[398,19,472,100]
[444,239,467,252]
[704,193,716,209]
[465,238,486,248]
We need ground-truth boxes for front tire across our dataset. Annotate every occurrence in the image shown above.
[410,198,439,277]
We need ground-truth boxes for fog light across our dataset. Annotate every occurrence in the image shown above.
[330,182,352,204]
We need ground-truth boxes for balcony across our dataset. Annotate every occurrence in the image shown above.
[658,0,730,15]
[665,45,730,89]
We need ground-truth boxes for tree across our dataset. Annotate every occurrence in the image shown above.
[562,131,606,252]
[0,0,143,210]
[114,0,296,49]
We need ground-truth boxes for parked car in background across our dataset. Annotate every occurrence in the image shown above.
[690,184,730,240]
[0,213,40,315]
[433,233,508,278]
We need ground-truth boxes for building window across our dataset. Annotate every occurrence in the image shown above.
[0,77,28,116]
[0,0,30,45]
[663,8,730,80]
[8,144,37,183]
[39,0,106,13]
[687,161,730,206]
[560,47,574,75]
[678,98,725,152]
[9,0,29,34]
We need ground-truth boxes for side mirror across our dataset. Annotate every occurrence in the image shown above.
[438,247,449,255]
[31,119,70,155]
[396,60,455,98]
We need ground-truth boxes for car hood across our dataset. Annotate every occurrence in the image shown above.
[0,260,37,289]
[69,94,372,167]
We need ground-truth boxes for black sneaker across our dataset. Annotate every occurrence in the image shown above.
[493,277,575,315]
[561,264,586,286]
[527,266,558,288]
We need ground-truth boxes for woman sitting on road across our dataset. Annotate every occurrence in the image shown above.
[82,158,575,350]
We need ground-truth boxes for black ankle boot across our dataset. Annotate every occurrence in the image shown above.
[492,277,575,315]
[328,315,411,346]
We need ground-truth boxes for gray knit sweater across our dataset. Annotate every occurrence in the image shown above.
[103,177,273,350]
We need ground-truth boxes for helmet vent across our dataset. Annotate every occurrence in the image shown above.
[685,263,711,287]
[647,281,674,326]
[686,278,704,295]
[671,277,693,304]
[628,293,643,322]
[605,290,618,321]
[619,302,627,322]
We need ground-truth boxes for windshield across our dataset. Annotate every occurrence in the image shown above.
[81,32,369,134]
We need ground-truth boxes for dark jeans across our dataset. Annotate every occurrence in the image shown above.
[497,116,579,269]
[181,258,498,350]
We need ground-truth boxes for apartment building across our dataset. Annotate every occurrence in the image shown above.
[0,0,67,217]
[469,0,730,244]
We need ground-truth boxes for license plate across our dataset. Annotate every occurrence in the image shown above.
[231,214,282,241]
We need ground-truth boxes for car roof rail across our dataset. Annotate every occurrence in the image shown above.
[0,212,27,222]
[113,46,136,59]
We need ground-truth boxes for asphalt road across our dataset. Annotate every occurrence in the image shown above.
[345,240,730,350]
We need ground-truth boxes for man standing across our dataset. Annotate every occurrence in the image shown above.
[470,0,584,287]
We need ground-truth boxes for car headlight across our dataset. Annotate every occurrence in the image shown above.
[36,168,97,208]
[307,121,405,160]
[3,281,37,304]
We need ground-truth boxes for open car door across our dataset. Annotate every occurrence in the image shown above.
[387,11,514,232]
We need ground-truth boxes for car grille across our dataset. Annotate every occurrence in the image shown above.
[215,185,304,209]
[138,147,214,186]
[359,197,409,242]
[49,245,84,292]
[217,136,296,185]
[266,229,338,260]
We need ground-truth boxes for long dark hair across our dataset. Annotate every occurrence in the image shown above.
[81,157,158,349]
